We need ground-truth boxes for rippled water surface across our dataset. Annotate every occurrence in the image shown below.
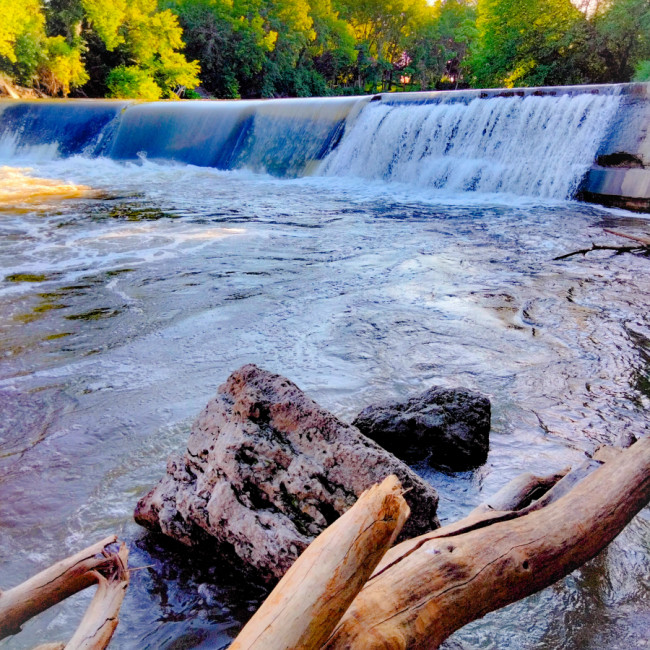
[0,159,649,649]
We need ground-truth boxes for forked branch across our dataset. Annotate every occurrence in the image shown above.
[0,536,129,649]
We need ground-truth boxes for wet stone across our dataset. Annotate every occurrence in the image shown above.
[352,387,491,471]
[134,364,440,581]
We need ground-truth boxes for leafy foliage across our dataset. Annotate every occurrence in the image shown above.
[634,60,650,81]
[40,36,89,96]
[106,65,162,99]
[0,0,45,63]
[410,0,476,90]
[1,0,649,98]
[1,0,199,97]
[470,0,650,87]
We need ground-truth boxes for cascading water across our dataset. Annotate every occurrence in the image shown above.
[108,97,357,175]
[321,93,622,199]
[0,88,621,198]
[0,100,129,159]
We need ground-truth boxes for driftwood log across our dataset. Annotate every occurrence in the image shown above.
[233,438,649,649]
[231,475,410,650]
[325,437,650,648]
[0,536,129,649]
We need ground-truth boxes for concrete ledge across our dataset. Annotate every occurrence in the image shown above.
[581,167,650,212]
[579,190,650,212]
[583,167,650,199]
[378,82,648,106]
[577,83,650,212]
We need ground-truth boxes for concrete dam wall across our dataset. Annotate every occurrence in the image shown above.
[0,82,648,209]
[579,83,650,212]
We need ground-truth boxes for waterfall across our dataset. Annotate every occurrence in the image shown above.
[109,97,357,176]
[320,93,622,200]
[0,87,625,199]
[0,100,128,159]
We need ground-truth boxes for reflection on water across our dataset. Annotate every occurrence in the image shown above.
[0,166,98,211]
[0,159,648,649]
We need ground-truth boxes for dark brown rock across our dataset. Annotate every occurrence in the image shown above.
[135,364,439,580]
[352,387,491,471]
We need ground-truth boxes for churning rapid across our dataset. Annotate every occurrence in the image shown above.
[0,86,621,200]
[0,86,648,649]
[322,93,621,198]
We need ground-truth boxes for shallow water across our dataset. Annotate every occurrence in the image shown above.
[0,159,649,649]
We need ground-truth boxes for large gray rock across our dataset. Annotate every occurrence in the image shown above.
[352,387,491,471]
[135,364,439,580]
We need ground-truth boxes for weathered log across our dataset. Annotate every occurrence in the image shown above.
[66,541,129,650]
[372,457,603,576]
[522,458,603,513]
[592,444,623,463]
[231,475,409,650]
[0,536,118,639]
[0,536,128,649]
[325,437,650,648]
[471,468,569,514]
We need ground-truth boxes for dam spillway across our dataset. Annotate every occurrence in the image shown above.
[1,83,649,207]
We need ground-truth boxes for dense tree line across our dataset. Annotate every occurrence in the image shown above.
[0,0,649,98]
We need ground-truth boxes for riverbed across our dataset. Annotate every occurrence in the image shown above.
[0,158,649,648]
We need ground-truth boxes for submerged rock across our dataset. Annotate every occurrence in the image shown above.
[352,387,491,471]
[135,364,439,580]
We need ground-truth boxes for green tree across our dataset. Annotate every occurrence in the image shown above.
[257,0,316,96]
[164,0,277,98]
[592,0,650,82]
[308,0,356,90]
[80,0,200,97]
[410,0,476,90]
[106,64,162,99]
[0,0,88,95]
[634,60,650,80]
[39,35,89,95]
[0,0,44,64]
[470,0,592,87]
[334,0,432,91]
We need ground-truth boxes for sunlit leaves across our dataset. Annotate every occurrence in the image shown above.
[471,0,588,87]
[408,0,476,90]
[81,0,127,50]
[106,65,162,98]
[76,0,201,97]
[0,0,45,63]
[40,35,89,95]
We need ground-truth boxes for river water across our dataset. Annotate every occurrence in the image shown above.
[0,94,649,649]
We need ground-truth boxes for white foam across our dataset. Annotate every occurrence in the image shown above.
[320,93,622,200]
[0,132,59,161]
